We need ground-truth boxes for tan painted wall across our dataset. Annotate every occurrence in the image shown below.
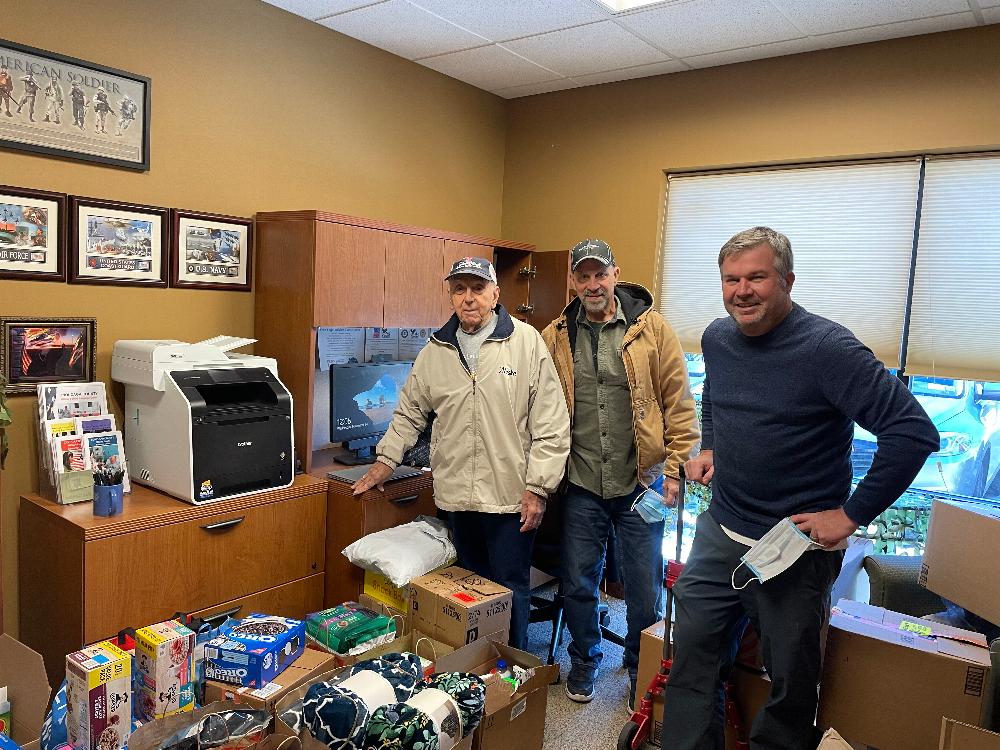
[501,25,1000,293]
[0,0,507,633]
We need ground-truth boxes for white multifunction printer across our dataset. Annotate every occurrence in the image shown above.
[112,336,294,503]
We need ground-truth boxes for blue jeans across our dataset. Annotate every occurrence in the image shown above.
[563,483,665,678]
[448,511,536,650]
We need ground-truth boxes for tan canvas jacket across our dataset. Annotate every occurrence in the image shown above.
[541,282,700,487]
[376,305,570,513]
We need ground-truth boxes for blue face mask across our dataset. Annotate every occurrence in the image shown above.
[631,476,667,524]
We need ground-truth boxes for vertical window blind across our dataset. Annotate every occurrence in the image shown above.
[660,160,921,368]
[905,154,1000,382]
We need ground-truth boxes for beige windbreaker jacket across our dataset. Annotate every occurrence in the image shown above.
[541,282,700,487]
[376,305,570,513]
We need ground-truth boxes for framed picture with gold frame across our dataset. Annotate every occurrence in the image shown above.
[0,317,97,395]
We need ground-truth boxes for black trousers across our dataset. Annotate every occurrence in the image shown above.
[661,512,843,750]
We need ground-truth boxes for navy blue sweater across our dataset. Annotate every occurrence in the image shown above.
[702,304,939,539]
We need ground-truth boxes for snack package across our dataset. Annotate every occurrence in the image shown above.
[305,603,395,655]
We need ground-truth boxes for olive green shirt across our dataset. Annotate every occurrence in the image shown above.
[568,300,638,499]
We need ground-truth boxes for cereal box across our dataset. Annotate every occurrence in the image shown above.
[203,614,305,688]
[65,641,131,750]
[135,619,195,721]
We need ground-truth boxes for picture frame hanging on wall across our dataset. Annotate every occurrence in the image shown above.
[0,183,66,281]
[0,317,97,395]
[0,37,150,171]
[69,196,168,286]
[170,209,253,291]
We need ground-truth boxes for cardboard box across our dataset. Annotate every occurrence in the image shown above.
[203,647,337,714]
[204,614,305,688]
[921,499,1000,625]
[410,567,512,648]
[434,636,558,750]
[816,728,854,749]
[363,570,410,614]
[0,636,52,749]
[939,717,1000,749]
[819,601,993,750]
[634,620,770,749]
[358,593,410,635]
[65,641,132,750]
[134,619,196,721]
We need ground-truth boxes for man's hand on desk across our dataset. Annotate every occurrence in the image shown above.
[351,461,393,495]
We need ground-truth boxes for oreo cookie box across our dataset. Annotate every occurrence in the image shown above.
[203,614,305,688]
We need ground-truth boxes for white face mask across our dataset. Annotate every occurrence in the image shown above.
[731,517,824,589]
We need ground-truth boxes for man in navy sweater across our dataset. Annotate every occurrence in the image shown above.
[660,227,938,749]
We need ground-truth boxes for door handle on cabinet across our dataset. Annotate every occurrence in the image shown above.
[391,494,419,506]
[200,516,245,532]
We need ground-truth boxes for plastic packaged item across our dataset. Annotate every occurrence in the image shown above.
[0,685,10,736]
[305,602,396,655]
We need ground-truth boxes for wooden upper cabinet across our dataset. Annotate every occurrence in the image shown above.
[385,234,446,327]
[314,223,388,327]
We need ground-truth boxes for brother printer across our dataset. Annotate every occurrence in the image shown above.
[112,336,294,504]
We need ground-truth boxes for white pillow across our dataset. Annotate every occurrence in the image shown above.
[342,515,456,587]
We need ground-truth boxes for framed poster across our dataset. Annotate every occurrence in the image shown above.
[0,38,150,170]
[1,317,96,395]
[171,209,253,291]
[69,196,168,286]
[0,184,66,281]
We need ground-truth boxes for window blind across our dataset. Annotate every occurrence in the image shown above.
[904,154,1000,382]
[660,160,921,367]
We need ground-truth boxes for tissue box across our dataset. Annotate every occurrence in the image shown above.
[204,614,305,688]
[65,641,131,750]
[134,620,195,720]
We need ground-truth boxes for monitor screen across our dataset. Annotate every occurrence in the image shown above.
[329,361,413,444]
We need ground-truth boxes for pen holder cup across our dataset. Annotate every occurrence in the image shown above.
[93,482,124,517]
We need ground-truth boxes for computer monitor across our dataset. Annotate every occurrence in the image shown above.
[329,361,414,464]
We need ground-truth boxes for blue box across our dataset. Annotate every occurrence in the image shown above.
[202,614,305,688]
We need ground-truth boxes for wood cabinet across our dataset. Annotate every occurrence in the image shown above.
[254,210,569,473]
[319,463,436,608]
[19,475,327,686]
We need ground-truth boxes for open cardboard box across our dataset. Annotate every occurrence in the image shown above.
[819,600,994,750]
[434,636,558,750]
[0,635,53,750]
[939,717,1000,749]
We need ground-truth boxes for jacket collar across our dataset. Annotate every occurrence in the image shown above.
[432,303,515,349]
[557,281,653,350]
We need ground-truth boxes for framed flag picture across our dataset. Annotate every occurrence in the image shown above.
[0,317,96,395]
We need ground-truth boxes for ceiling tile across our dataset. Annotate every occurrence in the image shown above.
[571,59,689,86]
[682,37,818,69]
[263,0,384,20]
[319,0,489,59]
[408,0,610,42]
[419,45,562,90]
[980,0,1000,7]
[615,0,804,57]
[815,13,977,49]
[503,21,671,77]
[493,77,583,98]
[769,0,972,35]
[982,7,1000,23]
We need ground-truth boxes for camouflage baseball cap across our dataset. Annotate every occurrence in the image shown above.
[445,256,498,283]
[571,239,615,271]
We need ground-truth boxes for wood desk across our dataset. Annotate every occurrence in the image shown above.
[19,475,326,686]
[313,452,436,608]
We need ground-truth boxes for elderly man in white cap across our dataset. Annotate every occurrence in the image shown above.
[353,256,570,649]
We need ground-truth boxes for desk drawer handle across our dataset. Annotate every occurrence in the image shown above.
[200,516,245,532]
[391,494,419,506]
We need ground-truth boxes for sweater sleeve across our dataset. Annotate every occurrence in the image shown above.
[813,330,939,526]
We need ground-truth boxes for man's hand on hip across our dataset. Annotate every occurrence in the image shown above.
[520,490,546,533]
[351,461,392,495]
[791,507,859,548]
[684,450,714,486]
